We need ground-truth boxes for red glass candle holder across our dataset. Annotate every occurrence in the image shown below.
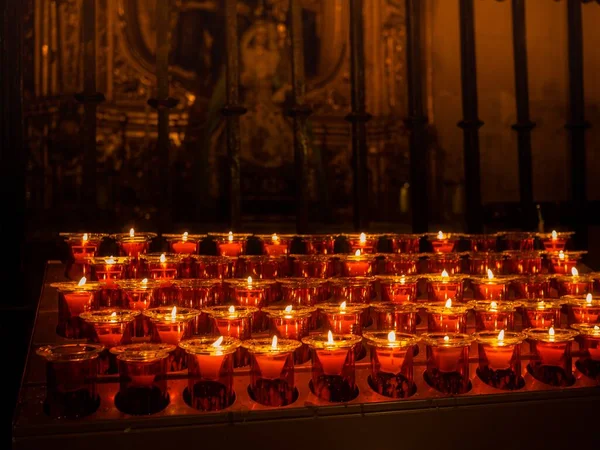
[226,278,275,332]
[163,232,204,255]
[211,232,251,257]
[425,253,464,275]
[571,323,600,381]
[343,232,380,254]
[470,273,514,301]
[536,230,575,252]
[363,331,419,398]
[328,277,376,304]
[425,232,464,253]
[235,255,287,279]
[194,256,231,280]
[388,233,422,253]
[89,256,128,283]
[180,336,241,411]
[511,275,553,300]
[525,327,578,386]
[556,272,593,296]
[51,279,100,339]
[371,302,419,334]
[279,278,328,307]
[302,332,362,402]
[377,275,419,304]
[473,301,517,332]
[468,252,505,276]
[380,253,420,275]
[257,233,293,256]
[422,332,474,394]
[263,304,316,364]
[503,232,535,251]
[142,253,181,281]
[562,294,600,325]
[143,306,200,371]
[60,232,107,279]
[475,331,525,390]
[36,344,103,418]
[290,254,335,278]
[117,279,160,338]
[114,231,155,258]
[547,250,587,275]
[425,300,472,333]
[425,273,466,303]
[318,301,369,336]
[242,337,302,407]
[173,279,222,335]
[111,343,174,415]
[203,305,257,367]
[521,299,563,329]
[502,251,543,275]
[337,252,376,277]
[293,234,335,255]
[464,233,501,252]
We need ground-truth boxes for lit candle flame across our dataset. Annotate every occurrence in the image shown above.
[400,276,406,285]
[572,267,579,277]
[441,269,449,278]
[272,233,279,243]
[551,230,557,240]
[490,301,498,310]
[284,305,293,313]
[82,233,88,242]
[359,232,367,244]
[247,276,253,285]
[182,231,188,242]
[498,329,505,342]
[549,326,555,340]
[271,335,278,349]
[595,325,600,331]
[212,336,224,348]
[110,311,117,322]
[327,330,334,344]
[443,335,449,342]
[171,306,177,321]
[355,249,361,256]
[228,305,235,314]
[160,253,166,263]
[437,231,445,240]
[487,269,494,280]
[106,256,116,264]
[228,231,233,242]
[444,298,452,308]
[586,293,593,305]
[142,278,148,284]
[129,228,135,237]
[340,301,347,311]
[387,331,396,343]
[559,250,565,260]
[77,277,87,287]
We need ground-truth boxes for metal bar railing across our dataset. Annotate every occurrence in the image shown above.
[405,0,429,233]
[458,0,483,233]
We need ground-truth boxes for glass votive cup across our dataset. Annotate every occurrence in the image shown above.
[371,302,419,334]
[380,253,420,276]
[60,232,107,279]
[302,332,362,402]
[111,343,174,415]
[547,250,587,275]
[363,331,420,398]
[511,275,553,300]
[141,253,181,281]
[180,336,241,411]
[502,232,535,251]
[464,233,501,252]
[468,252,505,276]
[536,231,575,252]
[425,274,466,303]
[377,275,420,304]
[343,233,380,254]
[470,275,515,301]
[263,304,315,363]
[472,301,518,332]
[279,278,329,306]
[424,232,464,253]
[521,299,563,329]
[502,251,543,275]
[318,302,369,336]
[290,254,335,278]
[292,234,335,255]
[203,305,257,367]
[114,232,155,258]
[475,331,525,390]
[570,323,600,382]
[195,256,231,280]
[51,279,100,339]
[328,276,376,304]
[556,273,593,296]
[242,337,302,407]
[36,343,103,418]
[257,233,294,256]
[117,279,160,338]
[425,253,464,275]
[425,301,472,333]
[337,253,376,277]
[211,232,251,257]
[235,255,288,279]
[226,278,276,333]
[525,327,578,386]
[173,279,222,334]
[388,233,422,254]
[163,233,204,255]
[89,256,128,284]
[422,332,474,394]
[562,294,600,325]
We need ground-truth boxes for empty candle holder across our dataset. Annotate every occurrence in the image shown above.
[60,232,107,279]
[525,327,578,386]
[388,233,422,253]
[371,302,419,334]
[110,343,175,415]
[464,233,501,252]
[226,277,275,332]
[380,253,420,276]
[203,305,257,367]
[51,278,100,339]
[470,272,514,301]
[422,332,474,394]
[257,233,293,256]
[363,330,419,398]
[473,301,518,332]
[290,254,335,278]
[521,299,563,329]
[468,252,505,276]
[195,256,231,280]
[292,234,335,255]
[502,251,543,275]
[571,323,600,382]
[536,230,575,252]
[547,250,587,275]
[263,304,315,364]
[502,232,535,251]
[338,252,376,277]
[117,279,160,338]
[556,270,593,296]
[426,272,466,303]
[143,306,200,372]
[343,232,380,254]
[475,330,525,390]
[36,343,103,419]
[328,277,376,304]
[173,279,222,335]
[180,336,241,411]
[376,275,420,304]
[235,255,288,279]
[302,332,362,402]
[279,278,328,306]
[243,337,302,407]
[163,232,204,255]
[562,294,600,325]
[211,232,250,257]
[512,275,553,300]
[425,231,464,253]
[425,300,472,333]
[425,253,464,275]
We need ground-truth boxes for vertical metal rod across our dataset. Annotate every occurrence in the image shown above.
[289,0,311,233]
[458,0,483,233]
[404,0,429,233]
[347,0,371,231]
[566,0,589,250]
[511,0,536,230]
[223,0,245,230]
